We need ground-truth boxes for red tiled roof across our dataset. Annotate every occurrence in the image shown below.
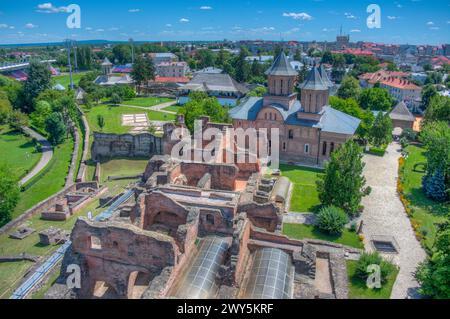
[155,76,190,83]
[332,48,375,56]
[380,77,421,90]
[431,56,450,66]
[359,70,409,84]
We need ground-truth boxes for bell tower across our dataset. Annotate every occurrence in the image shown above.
[263,52,298,110]
[298,66,329,121]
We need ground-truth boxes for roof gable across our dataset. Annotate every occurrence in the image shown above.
[265,52,298,76]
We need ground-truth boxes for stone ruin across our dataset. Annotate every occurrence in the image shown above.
[46,153,361,300]
[9,226,35,240]
[40,182,107,221]
[39,227,69,246]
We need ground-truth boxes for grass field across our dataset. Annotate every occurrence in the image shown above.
[0,127,41,182]
[122,97,174,107]
[280,164,324,213]
[100,158,149,183]
[162,105,183,113]
[346,260,399,299]
[283,224,363,249]
[12,138,74,220]
[52,72,87,89]
[83,104,176,134]
[402,145,448,250]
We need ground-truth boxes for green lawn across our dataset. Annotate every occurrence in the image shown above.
[283,224,363,249]
[402,145,448,250]
[12,138,74,220]
[121,97,174,107]
[83,104,176,134]
[280,164,324,212]
[0,127,41,182]
[100,158,149,183]
[52,72,87,89]
[346,260,399,299]
[162,105,183,113]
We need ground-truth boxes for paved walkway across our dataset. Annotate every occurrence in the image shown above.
[283,212,317,225]
[360,142,426,299]
[118,100,178,114]
[19,127,53,186]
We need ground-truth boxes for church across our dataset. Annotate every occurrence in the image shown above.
[229,52,361,166]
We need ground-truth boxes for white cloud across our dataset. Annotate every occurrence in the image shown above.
[426,21,434,25]
[179,18,190,23]
[85,27,93,31]
[282,12,312,20]
[25,23,38,29]
[344,12,356,19]
[166,24,173,27]
[36,3,67,13]
[96,28,104,32]
[0,24,8,28]
[429,27,440,30]
[200,6,212,10]
[387,16,398,20]
[108,27,119,31]
[350,29,361,33]
[128,9,141,13]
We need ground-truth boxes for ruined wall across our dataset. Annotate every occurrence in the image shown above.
[237,202,281,232]
[179,162,239,191]
[91,132,163,160]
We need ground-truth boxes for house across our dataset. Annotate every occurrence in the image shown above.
[178,73,249,107]
[149,52,178,65]
[379,77,422,105]
[390,101,416,130]
[359,70,409,88]
[156,61,189,78]
[230,52,360,166]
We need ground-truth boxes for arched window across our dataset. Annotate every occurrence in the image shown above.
[322,142,327,156]
[330,142,335,154]
[288,130,294,139]
[304,144,310,154]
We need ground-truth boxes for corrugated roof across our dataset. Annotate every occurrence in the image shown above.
[265,52,298,76]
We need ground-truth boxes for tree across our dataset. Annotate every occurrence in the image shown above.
[8,110,29,130]
[0,165,20,226]
[246,86,267,97]
[112,44,132,64]
[97,114,105,131]
[45,112,66,145]
[425,72,443,85]
[416,217,450,298]
[369,112,393,147]
[419,121,450,201]
[0,97,12,125]
[297,64,308,86]
[424,95,450,124]
[30,100,52,131]
[130,56,155,93]
[22,61,52,112]
[422,84,438,110]
[337,75,361,100]
[316,206,348,235]
[359,87,393,111]
[110,93,123,105]
[234,48,250,82]
[355,252,396,285]
[321,51,334,64]
[317,140,371,216]
[331,54,346,82]
[329,96,374,140]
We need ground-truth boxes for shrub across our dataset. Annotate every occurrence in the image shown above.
[368,146,386,156]
[401,128,417,142]
[355,252,396,285]
[316,206,348,235]
[110,93,122,105]
[422,169,448,202]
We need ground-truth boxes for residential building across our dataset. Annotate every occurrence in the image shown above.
[379,77,422,104]
[149,52,179,65]
[359,70,409,88]
[230,52,360,166]
[156,61,189,78]
[177,73,249,107]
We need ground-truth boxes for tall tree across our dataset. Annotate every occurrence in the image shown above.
[0,165,20,227]
[422,84,438,110]
[337,75,361,100]
[359,87,393,111]
[234,47,250,82]
[23,61,51,112]
[369,112,393,147]
[45,112,67,145]
[317,140,371,216]
[130,56,155,94]
[424,95,450,124]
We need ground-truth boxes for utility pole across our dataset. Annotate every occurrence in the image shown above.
[65,39,74,90]
[73,40,78,73]
[129,38,135,64]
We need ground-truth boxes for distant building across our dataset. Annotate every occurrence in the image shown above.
[94,57,134,86]
[156,61,189,78]
[195,67,223,74]
[149,52,179,65]
[336,35,350,50]
[379,77,422,105]
[359,70,409,88]
[245,55,274,64]
[177,73,249,107]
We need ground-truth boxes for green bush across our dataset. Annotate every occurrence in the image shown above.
[368,146,386,156]
[316,206,348,235]
[355,252,396,285]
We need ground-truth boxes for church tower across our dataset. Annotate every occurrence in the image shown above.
[263,52,298,110]
[101,57,113,76]
[298,66,329,121]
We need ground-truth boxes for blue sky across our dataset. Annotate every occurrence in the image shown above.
[0,0,449,45]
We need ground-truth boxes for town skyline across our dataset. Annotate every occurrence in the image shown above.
[0,0,449,45]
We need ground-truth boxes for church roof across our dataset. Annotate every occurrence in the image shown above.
[318,64,333,88]
[300,67,328,91]
[390,101,415,122]
[229,97,361,135]
[265,52,298,76]
[102,57,112,66]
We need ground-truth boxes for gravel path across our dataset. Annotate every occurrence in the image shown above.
[19,126,53,186]
[360,142,426,299]
[118,101,177,114]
